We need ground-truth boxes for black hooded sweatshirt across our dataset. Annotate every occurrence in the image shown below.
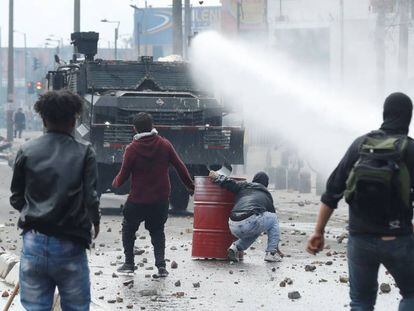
[322,92,414,236]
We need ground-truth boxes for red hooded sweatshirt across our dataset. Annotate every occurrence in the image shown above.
[112,133,194,204]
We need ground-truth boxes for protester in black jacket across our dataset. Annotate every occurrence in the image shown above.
[210,171,282,262]
[10,90,100,310]
[307,93,414,311]
[13,108,26,138]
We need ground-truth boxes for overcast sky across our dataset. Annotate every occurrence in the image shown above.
[0,0,221,48]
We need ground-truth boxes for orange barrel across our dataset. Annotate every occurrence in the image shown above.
[192,176,245,259]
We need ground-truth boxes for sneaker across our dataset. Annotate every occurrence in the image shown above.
[117,263,135,273]
[264,251,283,262]
[158,267,169,277]
[228,243,239,262]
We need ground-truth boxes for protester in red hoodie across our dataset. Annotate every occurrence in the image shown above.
[112,112,194,276]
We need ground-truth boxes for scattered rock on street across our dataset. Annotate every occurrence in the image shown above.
[171,261,178,269]
[175,280,181,287]
[305,265,316,272]
[288,291,301,300]
[123,279,134,286]
[380,283,391,293]
[139,289,158,297]
[339,276,349,283]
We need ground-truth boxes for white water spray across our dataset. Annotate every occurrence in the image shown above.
[190,32,382,175]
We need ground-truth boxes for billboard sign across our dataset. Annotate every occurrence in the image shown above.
[133,6,221,46]
[221,0,267,34]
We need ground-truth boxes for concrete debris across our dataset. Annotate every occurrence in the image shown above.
[134,249,145,256]
[304,265,316,272]
[116,296,123,303]
[94,270,103,276]
[288,291,301,300]
[123,280,134,286]
[112,272,118,278]
[380,283,391,293]
[173,292,185,298]
[171,261,178,269]
[139,289,158,296]
[339,276,349,283]
[175,280,181,287]
[337,233,348,244]
[193,282,200,288]
[1,290,9,298]
[127,304,134,309]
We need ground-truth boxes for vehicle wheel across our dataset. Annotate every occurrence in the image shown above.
[169,169,191,216]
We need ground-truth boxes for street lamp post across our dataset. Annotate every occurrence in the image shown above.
[7,0,14,142]
[46,37,61,55]
[101,19,120,59]
[14,31,28,106]
[130,4,144,60]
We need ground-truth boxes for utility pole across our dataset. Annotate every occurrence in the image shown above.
[375,0,386,96]
[0,27,3,107]
[264,0,269,35]
[237,0,241,34]
[74,0,80,53]
[114,26,119,59]
[74,0,80,32]
[7,0,14,142]
[173,0,183,56]
[339,0,344,85]
[184,0,191,58]
[398,0,409,88]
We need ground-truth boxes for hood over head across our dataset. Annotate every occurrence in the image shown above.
[252,171,269,188]
[380,92,413,135]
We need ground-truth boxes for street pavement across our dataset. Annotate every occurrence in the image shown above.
[0,132,405,310]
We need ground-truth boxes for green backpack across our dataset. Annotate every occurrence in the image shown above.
[344,131,411,229]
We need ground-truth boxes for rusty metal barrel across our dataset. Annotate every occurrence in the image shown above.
[192,176,244,259]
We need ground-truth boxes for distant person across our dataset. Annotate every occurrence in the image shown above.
[209,171,283,262]
[307,93,414,310]
[14,108,26,139]
[112,112,194,276]
[10,91,100,310]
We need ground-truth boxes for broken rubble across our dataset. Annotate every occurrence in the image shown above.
[380,283,391,293]
[288,291,301,300]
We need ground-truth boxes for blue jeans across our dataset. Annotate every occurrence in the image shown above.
[229,211,280,252]
[20,231,91,311]
[348,235,414,311]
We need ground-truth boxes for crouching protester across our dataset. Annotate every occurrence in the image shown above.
[209,171,283,262]
[112,112,194,276]
[307,92,414,311]
[10,91,100,310]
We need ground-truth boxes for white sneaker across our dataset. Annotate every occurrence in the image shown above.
[264,251,282,262]
[228,243,239,262]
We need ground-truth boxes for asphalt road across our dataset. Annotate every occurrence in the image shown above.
[0,136,405,311]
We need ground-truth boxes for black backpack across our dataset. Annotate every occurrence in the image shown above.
[344,131,411,229]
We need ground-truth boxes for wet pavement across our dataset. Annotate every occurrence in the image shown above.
[0,132,405,310]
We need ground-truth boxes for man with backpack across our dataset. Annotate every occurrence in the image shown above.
[307,92,414,310]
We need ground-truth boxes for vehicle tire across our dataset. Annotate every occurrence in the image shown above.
[169,168,191,216]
